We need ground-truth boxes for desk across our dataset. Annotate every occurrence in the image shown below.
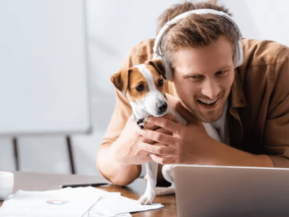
[0,172,177,216]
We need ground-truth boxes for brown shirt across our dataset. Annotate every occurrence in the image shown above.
[101,38,289,168]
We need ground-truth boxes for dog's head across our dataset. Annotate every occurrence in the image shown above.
[110,58,168,117]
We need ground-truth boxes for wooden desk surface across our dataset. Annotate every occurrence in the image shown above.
[0,171,177,216]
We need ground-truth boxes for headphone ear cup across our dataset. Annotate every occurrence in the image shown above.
[160,55,173,81]
[234,40,243,68]
[233,48,238,68]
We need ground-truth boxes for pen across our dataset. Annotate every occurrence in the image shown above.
[61,182,108,188]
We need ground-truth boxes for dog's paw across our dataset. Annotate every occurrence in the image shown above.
[137,118,144,125]
[138,192,155,205]
[155,186,175,196]
[137,119,144,129]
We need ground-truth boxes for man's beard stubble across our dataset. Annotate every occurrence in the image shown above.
[183,95,228,123]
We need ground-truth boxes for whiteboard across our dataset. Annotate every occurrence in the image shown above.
[0,0,91,136]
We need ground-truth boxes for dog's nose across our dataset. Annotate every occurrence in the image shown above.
[158,103,168,114]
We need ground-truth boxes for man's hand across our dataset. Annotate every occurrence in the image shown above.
[138,99,274,168]
[110,113,176,167]
[138,101,215,165]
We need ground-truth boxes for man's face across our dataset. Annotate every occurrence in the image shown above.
[172,36,235,123]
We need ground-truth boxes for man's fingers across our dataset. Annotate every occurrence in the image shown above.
[144,116,180,134]
[139,142,174,155]
[140,129,174,145]
[143,138,156,144]
[144,122,159,130]
[155,127,173,136]
[144,114,176,131]
[175,101,198,123]
[149,154,173,165]
[142,128,172,144]
[144,124,173,135]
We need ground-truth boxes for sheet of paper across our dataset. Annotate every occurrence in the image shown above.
[89,194,163,216]
[83,211,131,217]
[0,187,102,217]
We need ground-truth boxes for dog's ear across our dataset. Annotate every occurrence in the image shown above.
[110,69,131,94]
[146,58,166,79]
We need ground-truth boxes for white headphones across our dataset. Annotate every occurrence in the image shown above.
[153,9,243,81]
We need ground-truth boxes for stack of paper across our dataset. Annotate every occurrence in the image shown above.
[0,187,163,217]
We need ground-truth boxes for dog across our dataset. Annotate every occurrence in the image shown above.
[110,58,220,204]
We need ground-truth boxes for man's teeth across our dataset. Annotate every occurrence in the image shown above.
[199,98,218,105]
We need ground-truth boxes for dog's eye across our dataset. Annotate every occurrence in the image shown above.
[135,84,144,92]
[158,79,163,87]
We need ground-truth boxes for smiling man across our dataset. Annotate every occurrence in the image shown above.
[97,1,289,186]
[172,36,234,123]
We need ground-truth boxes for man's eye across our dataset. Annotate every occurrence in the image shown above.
[158,79,163,87]
[216,70,227,75]
[135,84,144,92]
[190,75,202,79]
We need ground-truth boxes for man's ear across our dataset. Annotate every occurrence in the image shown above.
[110,69,131,94]
[146,58,166,79]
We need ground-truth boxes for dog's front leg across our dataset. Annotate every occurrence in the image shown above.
[155,164,176,195]
[138,161,158,205]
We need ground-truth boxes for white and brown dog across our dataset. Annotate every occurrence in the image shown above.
[110,59,220,205]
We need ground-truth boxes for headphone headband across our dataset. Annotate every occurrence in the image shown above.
[153,9,243,81]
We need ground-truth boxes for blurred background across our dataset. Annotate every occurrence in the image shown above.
[0,0,288,176]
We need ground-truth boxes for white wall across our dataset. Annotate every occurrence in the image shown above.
[0,0,182,175]
[0,0,289,176]
[221,0,289,46]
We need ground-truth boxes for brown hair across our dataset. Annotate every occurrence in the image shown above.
[156,0,238,67]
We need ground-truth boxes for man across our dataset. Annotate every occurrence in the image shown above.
[97,1,289,186]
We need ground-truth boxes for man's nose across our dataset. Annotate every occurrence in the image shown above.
[201,79,220,99]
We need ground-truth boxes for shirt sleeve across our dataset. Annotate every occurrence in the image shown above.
[264,48,289,167]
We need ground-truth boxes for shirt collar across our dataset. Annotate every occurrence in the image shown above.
[227,68,246,147]
[229,68,247,109]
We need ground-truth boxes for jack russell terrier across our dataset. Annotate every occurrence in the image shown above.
[110,58,220,204]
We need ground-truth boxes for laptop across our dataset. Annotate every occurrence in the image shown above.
[173,165,289,217]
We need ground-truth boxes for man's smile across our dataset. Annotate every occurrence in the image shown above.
[197,97,220,110]
[197,98,218,105]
